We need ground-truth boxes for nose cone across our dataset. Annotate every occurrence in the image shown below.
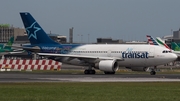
[171,53,178,60]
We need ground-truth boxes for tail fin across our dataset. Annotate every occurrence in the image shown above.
[20,12,59,45]
[155,37,171,50]
[146,35,171,50]
[171,42,180,51]
[146,35,159,45]
[0,45,4,50]
[4,36,14,50]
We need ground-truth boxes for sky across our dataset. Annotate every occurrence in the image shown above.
[1,0,180,43]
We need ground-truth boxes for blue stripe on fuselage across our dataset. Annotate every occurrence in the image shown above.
[23,44,81,54]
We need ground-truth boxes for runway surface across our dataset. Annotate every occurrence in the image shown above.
[0,72,180,82]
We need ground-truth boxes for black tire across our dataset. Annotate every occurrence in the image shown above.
[150,71,156,75]
[92,70,96,74]
[84,70,96,74]
[89,70,96,74]
[84,70,89,74]
[104,71,115,74]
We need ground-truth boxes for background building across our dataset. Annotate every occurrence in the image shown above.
[162,28,180,48]
[0,24,25,43]
[97,38,124,44]
[0,24,67,44]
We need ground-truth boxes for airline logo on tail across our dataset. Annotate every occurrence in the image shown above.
[175,46,180,51]
[155,37,170,50]
[20,12,59,45]
[171,42,180,51]
[6,36,14,46]
[4,36,14,50]
[146,35,171,50]
[146,35,159,45]
[26,21,41,40]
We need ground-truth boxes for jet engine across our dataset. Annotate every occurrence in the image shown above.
[95,60,119,72]
[126,67,148,71]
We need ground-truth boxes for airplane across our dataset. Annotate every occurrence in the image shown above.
[19,12,177,75]
[0,36,15,55]
[171,42,180,51]
[171,42,180,48]
[146,35,171,49]
[146,35,180,55]
[3,37,27,54]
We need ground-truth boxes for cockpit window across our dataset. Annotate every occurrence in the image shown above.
[162,50,172,53]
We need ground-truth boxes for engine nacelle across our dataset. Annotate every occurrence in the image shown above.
[95,60,119,72]
[126,67,148,71]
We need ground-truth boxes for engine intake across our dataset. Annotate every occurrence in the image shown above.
[95,60,119,72]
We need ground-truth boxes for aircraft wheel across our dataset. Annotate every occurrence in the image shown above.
[89,70,96,74]
[93,70,96,74]
[84,70,89,74]
[84,70,96,74]
[110,72,115,74]
[150,71,156,75]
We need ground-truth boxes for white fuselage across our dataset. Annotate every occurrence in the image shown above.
[65,44,177,67]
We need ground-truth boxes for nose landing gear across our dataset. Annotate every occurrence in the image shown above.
[150,66,157,75]
[150,70,156,75]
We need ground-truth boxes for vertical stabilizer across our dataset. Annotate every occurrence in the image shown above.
[4,36,14,50]
[0,45,4,50]
[146,35,159,45]
[146,35,171,50]
[155,37,171,50]
[171,42,180,51]
[20,12,59,45]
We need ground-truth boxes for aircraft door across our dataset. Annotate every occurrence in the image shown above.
[107,50,111,57]
[147,48,155,66]
[149,48,155,58]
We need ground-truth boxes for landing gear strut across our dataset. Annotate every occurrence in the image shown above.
[150,66,157,75]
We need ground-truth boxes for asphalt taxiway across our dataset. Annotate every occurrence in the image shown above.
[0,72,180,82]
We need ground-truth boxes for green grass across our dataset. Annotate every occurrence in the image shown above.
[0,82,180,101]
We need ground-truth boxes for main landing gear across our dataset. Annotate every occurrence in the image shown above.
[84,69,96,74]
[84,70,115,74]
[83,65,116,74]
[84,65,96,74]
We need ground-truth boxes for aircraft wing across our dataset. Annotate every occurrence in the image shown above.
[38,53,124,61]
[0,52,11,56]
[173,51,180,55]
[0,51,25,56]
[22,46,41,52]
[9,45,41,52]
[9,51,25,54]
